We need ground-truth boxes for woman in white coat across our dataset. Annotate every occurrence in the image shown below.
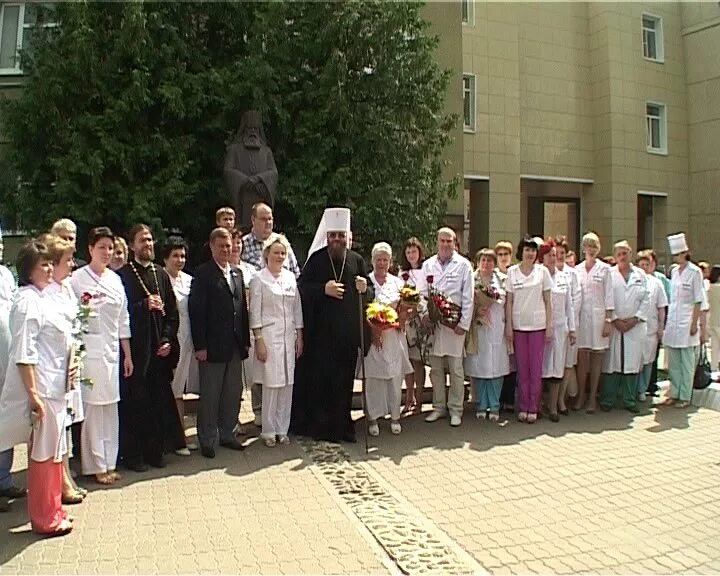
[540,242,575,422]
[463,249,509,421]
[163,236,198,453]
[70,227,133,485]
[40,234,87,504]
[635,250,668,402]
[0,256,22,510]
[600,241,648,413]
[398,237,428,413]
[574,232,614,413]
[662,233,705,408]
[250,234,303,446]
[554,236,581,406]
[0,241,73,535]
[363,243,412,436]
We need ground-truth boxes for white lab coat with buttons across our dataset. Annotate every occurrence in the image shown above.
[641,273,668,365]
[463,271,510,379]
[421,252,474,358]
[663,262,705,349]
[70,267,131,405]
[602,265,649,375]
[249,268,303,388]
[576,259,614,351]
[45,279,84,423]
[0,286,72,462]
[559,264,581,367]
[361,273,412,380]
[0,265,17,393]
[543,268,576,379]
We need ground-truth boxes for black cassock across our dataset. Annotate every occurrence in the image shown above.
[117,261,186,467]
[290,247,373,442]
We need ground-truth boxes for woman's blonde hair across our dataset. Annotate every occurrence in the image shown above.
[115,236,128,256]
[36,233,73,264]
[581,231,601,251]
[262,233,291,262]
[371,242,392,262]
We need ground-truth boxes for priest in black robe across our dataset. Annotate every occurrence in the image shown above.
[117,224,186,471]
[291,208,373,443]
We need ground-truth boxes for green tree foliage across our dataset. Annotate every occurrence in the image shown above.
[1,1,456,255]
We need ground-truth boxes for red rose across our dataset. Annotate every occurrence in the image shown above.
[402,272,410,282]
[81,292,92,305]
[426,275,434,284]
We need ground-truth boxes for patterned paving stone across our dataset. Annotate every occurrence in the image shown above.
[2,392,719,575]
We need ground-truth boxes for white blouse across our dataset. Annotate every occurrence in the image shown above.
[506,264,553,331]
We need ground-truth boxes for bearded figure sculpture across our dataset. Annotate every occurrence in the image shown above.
[223,110,279,229]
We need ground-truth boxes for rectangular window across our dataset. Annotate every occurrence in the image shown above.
[646,102,667,154]
[0,2,57,75]
[642,14,664,62]
[0,3,23,73]
[463,74,475,132]
[461,0,474,25]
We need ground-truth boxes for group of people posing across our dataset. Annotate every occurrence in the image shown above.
[0,201,714,538]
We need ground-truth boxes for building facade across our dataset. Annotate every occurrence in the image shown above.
[1,2,718,264]
[455,1,720,264]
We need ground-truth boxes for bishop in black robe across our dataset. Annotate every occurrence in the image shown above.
[118,260,186,470]
[291,246,373,443]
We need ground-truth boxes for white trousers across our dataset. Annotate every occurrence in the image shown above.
[365,376,402,422]
[429,355,465,417]
[81,403,119,475]
[261,385,292,439]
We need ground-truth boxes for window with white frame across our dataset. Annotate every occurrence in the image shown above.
[642,14,664,62]
[646,102,667,154]
[462,0,474,25]
[0,3,57,74]
[463,74,475,132]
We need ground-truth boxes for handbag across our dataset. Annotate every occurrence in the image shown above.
[693,345,712,390]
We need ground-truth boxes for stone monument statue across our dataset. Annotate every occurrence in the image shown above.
[223,110,278,229]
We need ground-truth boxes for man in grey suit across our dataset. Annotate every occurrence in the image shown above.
[189,228,251,458]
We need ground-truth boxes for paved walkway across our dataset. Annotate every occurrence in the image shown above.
[2,393,720,575]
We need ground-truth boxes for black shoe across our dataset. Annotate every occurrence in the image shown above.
[342,432,357,444]
[0,486,26,499]
[124,461,149,472]
[549,413,560,423]
[201,446,216,459]
[600,405,612,412]
[0,497,9,513]
[148,457,166,469]
[625,405,640,414]
[219,439,245,451]
[559,408,569,416]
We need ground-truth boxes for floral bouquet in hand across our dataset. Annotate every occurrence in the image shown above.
[366,301,400,350]
[366,301,400,330]
[472,274,501,326]
[399,273,421,306]
[70,292,98,388]
[426,276,462,330]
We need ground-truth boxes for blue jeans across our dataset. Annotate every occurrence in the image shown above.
[472,377,503,413]
[637,363,653,396]
[0,448,14,490]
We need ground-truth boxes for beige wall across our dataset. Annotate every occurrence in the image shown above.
[588,2,689,258]
[463,1,521,245]
[460,1,697,260]
[681,3,720,263]
[424,2,465,221]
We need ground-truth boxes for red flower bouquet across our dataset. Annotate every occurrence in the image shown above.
[427,287,462,330]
